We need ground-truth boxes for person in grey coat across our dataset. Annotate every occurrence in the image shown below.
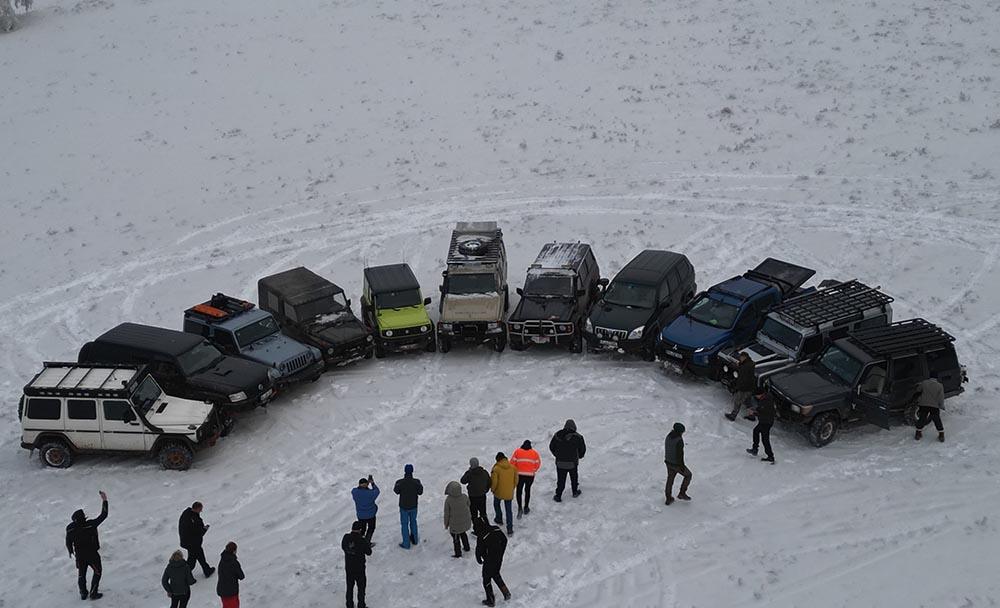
[726,352,757,421]
[443,481,473,558]
[664,422,692,505]
[162,550,197,608]
[914,374,946,442]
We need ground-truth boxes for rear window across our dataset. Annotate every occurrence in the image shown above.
[27,398,61,420]
[67,399,97,420]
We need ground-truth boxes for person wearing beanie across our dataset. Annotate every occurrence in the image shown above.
[664,422,692,505]
[490,452,518,535]
[65,490,109,600]
[351,475,380,543]
[461,457,492,523]
[342,521,372,608]
[161,549,197,608]
[746,388,776,463]
[549,419,586,502]
[393,464,424,549]
[473,516,511,606]
[443,481,473,558]
[509,440,541,518]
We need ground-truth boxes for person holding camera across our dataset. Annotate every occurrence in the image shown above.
[352,475,380,543]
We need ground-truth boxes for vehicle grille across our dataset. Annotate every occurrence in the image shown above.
[283,353,311,375]
[596,326,628,341]
[450,323,484,335]
[391,326,426,337]
[517,320,572,336]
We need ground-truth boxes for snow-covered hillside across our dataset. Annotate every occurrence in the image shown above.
[2,0,999,606]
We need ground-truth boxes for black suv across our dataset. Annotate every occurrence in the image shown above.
[258,267,374,366]
[768,318,967,447]
[582,250,696,359]
[508,243,605,353]
[78,323,277,411]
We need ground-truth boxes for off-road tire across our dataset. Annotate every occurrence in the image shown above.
[363,348,374,360]
[158,441,194,471]
[569,332,583,354]
[39,440,74,468]
[492,335,506,353]
[509,339,526,352]
[808,412,841,447]
[425,336,437,353]
[903,404,920,426]
[439,337,452,353]
[374,341,386,359]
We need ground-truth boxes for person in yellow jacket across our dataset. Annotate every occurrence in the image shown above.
[490,452,518,536]
[509,440,541,519]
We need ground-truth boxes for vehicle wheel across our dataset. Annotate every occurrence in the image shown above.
[439,337,452,353]
[808,412,841,447]
[374,341,386,359]
[158,441,194,471]
[903,404,920,426]
[219,413,235,437]
[640,338,656,362]
[509,339,526,352]
[569,332,583,354]
[492,335,506,353]
[39,440,74,468]
[425,337,437,353]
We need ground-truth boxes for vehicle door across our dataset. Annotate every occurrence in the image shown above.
[886,354,924,410]
[852,362,891,429]
[100,399,151,451]
[926,347,962,394]
[732,303,759,346]
[65,399,102,450]
[213,329,240,357]
[657,268,681,325]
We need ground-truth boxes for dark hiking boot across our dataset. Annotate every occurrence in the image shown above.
[677,493,691,501]
[80,591,89,601]
[746,448,758,456]
[398,543,410,549]
[523,506,530,515]
[939,432,945,443]
[915,430,922,441]
[453,553,462,558]
[516,507,522,520]
[761,456,775,464]
[482,600,496,607]
[507,527,514,536]
[500,585,512,601]
[553,495,562,502]
[89,592,103,600]
[205,567,216,578]
[725,413,737,421]
[744,415,757,422]
[410,534,418,545]
[665,496,675,505]
[494,516,503,525]
[572,489,581,498]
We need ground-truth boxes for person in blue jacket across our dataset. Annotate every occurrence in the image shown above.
[351,475,380,543]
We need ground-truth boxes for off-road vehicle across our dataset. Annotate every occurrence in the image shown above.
[583,250,696,359]
[183,293,325,387]
[79,323,276,411]
[361,263,436,357]
[719,280,893,390]
[19,362,227,470]
[656,258,815,378]
[508,242,604,353]
[436,222,509,353]
[258,266,374,365]
[768,318,967,447]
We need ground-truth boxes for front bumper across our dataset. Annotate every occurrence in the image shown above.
[225,386,275,411]
[656,341,718,377]
[509,320,575,347]
[583,330,644,354]
[438,321,505,342]
[324,338,374,366]
[380,329,435,352]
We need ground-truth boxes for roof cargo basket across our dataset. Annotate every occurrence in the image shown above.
[185,293,256,321]
[447,222,503,265]
[775,280,893,329]
[849,318,955,358]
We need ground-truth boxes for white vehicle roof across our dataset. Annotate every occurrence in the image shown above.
[25,363,144,398]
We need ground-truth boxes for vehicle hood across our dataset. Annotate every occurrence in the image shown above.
[588,301,650,331]
[376,305,432,330]
[303,313,370,344]
[770,368,848,406]
[510,297,575,323]
[146,396,214,429]
[190,357,272,394]
[241,333,313,365]
[441,293,503,322]
[660,316,731,349]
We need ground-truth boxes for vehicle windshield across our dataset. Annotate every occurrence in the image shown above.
[295,293,348,320]
[524,273,574,297]
[760,318,803,351]
[447,273,498,295]
[604,281,656,308]
[686,295,739,328]
[176,341,225,375]
[376,289,421,309]
[235,316,280,348]
[129,376,162,414]
[817,345,864,385]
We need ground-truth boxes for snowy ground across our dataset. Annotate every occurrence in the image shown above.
[3,0,1000,606]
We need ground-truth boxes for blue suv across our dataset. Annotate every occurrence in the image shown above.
[656,258,815,378]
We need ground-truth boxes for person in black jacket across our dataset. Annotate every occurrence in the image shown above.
[162,550,197,608]
[461,457,491,523]
[473,517,510,607]
[66,490,109,600]
[726,353,757,421]
[549,419,586,502]
[664,423,692,505]
[216,542,245,608]
[342,520,373,608]
[746,388,776,463]
[179,501,215,578]
[393,463,424,549]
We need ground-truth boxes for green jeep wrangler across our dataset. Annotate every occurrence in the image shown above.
[361,263,437,358]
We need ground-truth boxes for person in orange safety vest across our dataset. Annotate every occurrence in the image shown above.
[509,440,541,519]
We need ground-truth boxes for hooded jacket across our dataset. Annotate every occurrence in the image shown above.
[393,471,424,510]
[510,445,541,477]
[216,550,245,598]
[351,482,380,519]
[474,521,508,567]
[342,530,372,571]
[916,378,945,410]
[178,507,208,549]
[65,500,108,557]
[549,420,586,469]
[490,458,518,501]
[162,557,196,596]
[736,357,756,392]
[443,481,473,534]
[461,463,492,498]
[752,393,775,425]
[664,430,685,468]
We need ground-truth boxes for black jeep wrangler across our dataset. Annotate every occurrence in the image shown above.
[768,318,967,447]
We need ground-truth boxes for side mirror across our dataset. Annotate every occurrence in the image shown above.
[516,287,524,296]
[441,270,447,277]
[598,278,609,288]
[122,409,136,423]
[423,297,432,306]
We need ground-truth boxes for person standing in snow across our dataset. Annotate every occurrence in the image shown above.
[351,475,380,543]
[914,373,946,442]
[65,490,109,601]
[726,352,757,421]
[342,521,372,608]
[162,550,197,608]
[664,422,692,505]
[178,501,215,578]
[443,480,473,558]
[549,419,586,502]
[746,388,776,463]
[509,440,541,518]
[490,452,518,536]
[461,457,491,523]
[474,517,511,607]
[393,464,424,549]
[215,541,244,608]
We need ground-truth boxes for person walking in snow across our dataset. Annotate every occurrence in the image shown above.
[474,517,511,607]
[393,464,424,549]
[65,490,109,601]
[510,440,541,518]
[342,521,372,608]
[664,422,692,505]
[549,419,586,502]
[491,452,518,536]
[179,501,215,578]
[746,388,776,463]
[215,542,244,608]
[162,550,197,608]
[461,457,491,523]
[914,373,946,442]
[726,352,757,421]
[351,475,380,543]
[443,481,473,558]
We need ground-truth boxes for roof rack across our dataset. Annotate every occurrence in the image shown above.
[447,222,503,265]
[24,362,145,398]
[848,318,955,358]
[185,293,256,322]
[775,280,893,329]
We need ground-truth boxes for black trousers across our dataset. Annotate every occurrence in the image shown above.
[451,532,470,556]
[516,475,534,510]
[185,544,211,575]
[482,561,506,601]
[469,495,488,524]
[346,567,367,608]
[169,594,190,608]
[359,516,377,542]
[76,553,102,595]
[916,407,944,432]
[555,466,579,498]
[753,422,774,459]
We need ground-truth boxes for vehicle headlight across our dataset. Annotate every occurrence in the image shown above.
[799,405,813,415]
[266,369,279,381]
[309,346,322,360]
[420,325,428,333]
[228,391,247,403]
[628,326,644,340]
[278,361,287,371]
[440,323,453,331]
[385,330,394,337]
[733,371,739,378]
[366,335,373,342]
[487,322,499,330]
[559,324,572,333]
[723,365,729,373]
[510,323,522,332]
[327,347,335,355]
[584,318,593,332]
[790,404,800,413]
[694,342,718,354]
